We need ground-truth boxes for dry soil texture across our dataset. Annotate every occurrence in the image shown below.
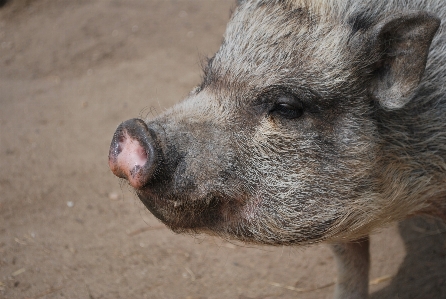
[0,1,445,298]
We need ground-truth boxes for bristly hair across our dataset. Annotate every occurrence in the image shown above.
[204,0,446,240]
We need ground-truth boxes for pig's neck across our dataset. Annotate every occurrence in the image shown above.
[376,87,446,219]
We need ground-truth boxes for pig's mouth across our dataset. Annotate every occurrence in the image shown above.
[135,188,249,234]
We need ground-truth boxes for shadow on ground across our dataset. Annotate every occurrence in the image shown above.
[371,216,446,299]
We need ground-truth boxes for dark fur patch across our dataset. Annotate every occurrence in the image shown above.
[347,11,375,35]
[200,56,217,90]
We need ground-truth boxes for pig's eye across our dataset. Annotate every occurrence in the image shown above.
[270,96,304,119]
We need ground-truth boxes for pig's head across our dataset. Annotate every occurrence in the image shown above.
[109,1,440,245]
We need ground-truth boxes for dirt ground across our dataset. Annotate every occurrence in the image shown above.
[0,1,445,298]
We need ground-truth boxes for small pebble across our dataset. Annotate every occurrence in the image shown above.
[67,201,74,208]
[108,192,119,200]
[12,268,25,277]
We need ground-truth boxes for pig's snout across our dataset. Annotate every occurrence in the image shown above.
[108,118,159,189]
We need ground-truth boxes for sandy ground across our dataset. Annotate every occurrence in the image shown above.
[0,1,445,298]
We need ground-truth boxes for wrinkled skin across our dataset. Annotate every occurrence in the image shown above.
[110,1,446,297]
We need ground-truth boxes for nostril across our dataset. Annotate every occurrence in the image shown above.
[117,134,125,146]
[108,118,159,189]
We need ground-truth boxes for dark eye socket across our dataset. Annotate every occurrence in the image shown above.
[270,95,304,119]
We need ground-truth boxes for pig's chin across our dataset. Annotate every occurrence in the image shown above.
[136,189,333,245]
[136,190,249,233]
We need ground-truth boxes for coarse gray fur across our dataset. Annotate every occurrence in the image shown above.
[147,0,446,244]
[109,0,446,298]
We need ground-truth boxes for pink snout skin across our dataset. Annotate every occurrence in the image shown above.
[109,130,148,189]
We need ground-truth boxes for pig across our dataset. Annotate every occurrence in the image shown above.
[108,0,446,298]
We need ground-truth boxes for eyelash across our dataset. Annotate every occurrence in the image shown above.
[268,94,305,120]
[271,101,304,119]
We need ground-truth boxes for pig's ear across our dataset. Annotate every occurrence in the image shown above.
[368,12,440,110]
